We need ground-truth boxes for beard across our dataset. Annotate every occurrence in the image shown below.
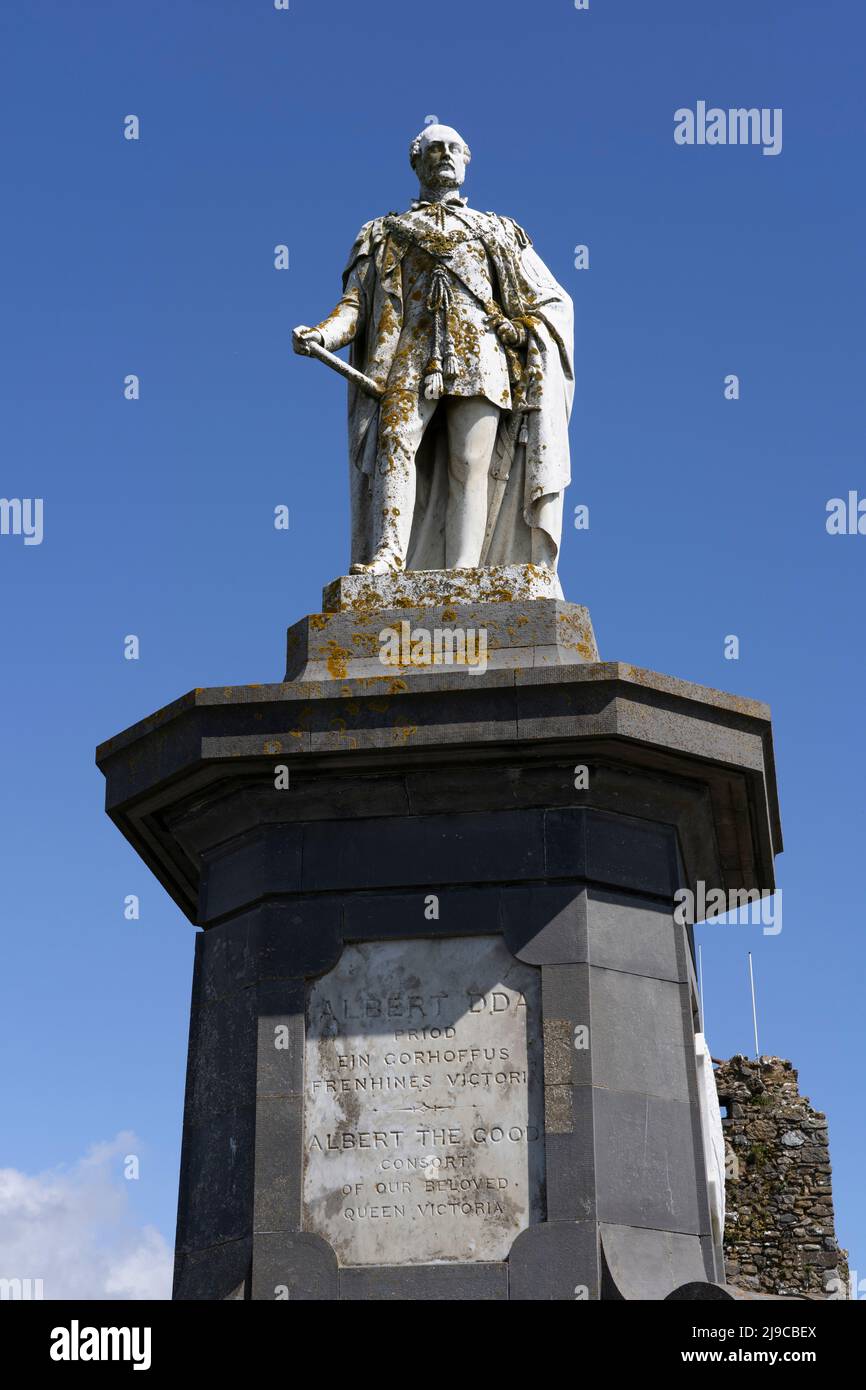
[426,164,460,188]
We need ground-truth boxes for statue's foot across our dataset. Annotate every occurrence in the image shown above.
[350,550,404,577]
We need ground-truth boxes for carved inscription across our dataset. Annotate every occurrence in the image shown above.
[303,936,545,1265]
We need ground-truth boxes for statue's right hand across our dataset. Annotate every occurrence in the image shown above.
[292,326,325,356]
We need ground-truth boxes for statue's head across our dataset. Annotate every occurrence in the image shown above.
[409,123,471,192]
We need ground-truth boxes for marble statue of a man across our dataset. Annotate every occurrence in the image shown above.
[293,124,574,581]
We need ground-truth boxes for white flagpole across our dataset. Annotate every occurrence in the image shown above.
[748,951,760,1058]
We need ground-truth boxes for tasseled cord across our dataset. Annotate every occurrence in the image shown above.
[424,267,454,400]
[423,362,444,400]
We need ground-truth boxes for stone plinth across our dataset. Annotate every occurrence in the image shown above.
[285,593,598,681]
[96,599,782,1301]
[322,563,562,612]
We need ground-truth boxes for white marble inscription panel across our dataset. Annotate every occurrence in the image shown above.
[303,936,545,1265]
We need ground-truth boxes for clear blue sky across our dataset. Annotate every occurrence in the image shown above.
[1,0,864,1296]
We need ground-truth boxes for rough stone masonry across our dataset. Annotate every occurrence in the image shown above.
[715,1055,849,1298]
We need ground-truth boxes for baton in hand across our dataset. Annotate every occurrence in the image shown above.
[294,331,384,401]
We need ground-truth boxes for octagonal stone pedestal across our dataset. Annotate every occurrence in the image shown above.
[96,583,781,1301]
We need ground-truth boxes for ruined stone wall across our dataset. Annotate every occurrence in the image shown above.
[714,1055,849,1298]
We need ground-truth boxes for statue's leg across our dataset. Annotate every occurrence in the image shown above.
[444,398,500,569]
[353,389,436,574]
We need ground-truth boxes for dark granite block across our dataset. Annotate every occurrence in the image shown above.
[343,886,502,940]
[203,826,303,920]
[543,808,588,879]
[251,1232,338,1301]
[198,916,255,1003]
[585,810,678,898]
[175,1106,255,1254]
[172,1237,252,1301]
[251,899,343,979]
[405,760,579,817]
[544,1086,596,1222]
[340,1262,508,1301]
[186,988,257,1124]
[509,1221,600,1300]
[542,962,592,1091]
[502,884,587,964]
[301,808,545,892]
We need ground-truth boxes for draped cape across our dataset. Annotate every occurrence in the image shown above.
[341,209,574,574]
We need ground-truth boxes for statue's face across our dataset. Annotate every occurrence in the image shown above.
[415,125,469,190]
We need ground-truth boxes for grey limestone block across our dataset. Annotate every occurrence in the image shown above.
[321,564,564,613]
[255,978,305,1095]
[594,1090,704,1235]
[588,967,692,1103]
[600,1224,711,1301]
[253,1095,304,1234]
[586,888,681,982]
[286,568,599,683]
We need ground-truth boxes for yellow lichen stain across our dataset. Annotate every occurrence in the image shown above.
[263,739,283,754]
[325,641,350,680]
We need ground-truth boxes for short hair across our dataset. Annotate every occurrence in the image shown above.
[409,125,471,172]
